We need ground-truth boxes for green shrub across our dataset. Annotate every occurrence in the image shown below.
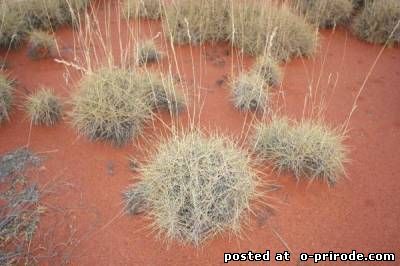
[124,131,258,245]
[27,31,56,60]
[231,73,269,112]
[352,0,400,45]
[123,0,163,20]
[294,0,353,28]
[0,75,13,124]
[25,88,62,126]
[253,117,346,185]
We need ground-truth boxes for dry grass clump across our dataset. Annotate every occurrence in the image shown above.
[0,75,13,124]
[231,73,269,112]
[0,2,27,49]
[163,0,230,44]
[124,132,258,245]
[252,56,282,87]
[123,0,163,20]
[27,31,56,60]
[136,40,163,65]
[352,0,400,45]
[293,0,353,28]
[229,1,317,61]
[71,68,154,146]
[253,117,346,185]
[25,89,62,126]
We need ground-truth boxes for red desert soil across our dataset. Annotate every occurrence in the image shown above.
[1,1,399,265]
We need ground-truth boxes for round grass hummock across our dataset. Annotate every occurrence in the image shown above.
[26,89,62,126]
[352,0,400,45]
[252,56,282,87]
[27,31,56,60]
[253,117,346,185]
[231,73,269,112]
[136,40,163,65]
[71,68,154,146]
[294,0,353,28]
[124,132,258,245]
[0,75,13,124]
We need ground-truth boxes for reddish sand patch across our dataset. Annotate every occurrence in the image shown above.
[1,1,399,265]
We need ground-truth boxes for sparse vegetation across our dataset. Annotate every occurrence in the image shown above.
[228,1,317,61]
[124,131,258,245]
[0,75,13,124]
[163,0,230,44]
[71,68,154,146]
[136,40,163,65]
[231,73,269,112]
[253,117,346,185]
[123,0,163,20]
[252,56,282,87]
[293,0,353,28]
[27,31,56,60]
[352,0,400,45]
[26,89,62,126]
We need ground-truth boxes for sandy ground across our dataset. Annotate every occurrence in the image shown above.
[1,1,399,265]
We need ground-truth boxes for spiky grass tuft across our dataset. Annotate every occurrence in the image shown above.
[25,88,62,126]
[352,0,400,45]
[71,68,154,146]
[124,131,258,245]
[123,0,163,20]
[163,0,230,44]
[228,1,317,61]
[252,56,282,87]
[293,0,353,28]
[27,31,56,60]
[0,2,27,49]
[0,75,13,124]
[136,40,163,65]
[253,117,346,185]
[231,73,269,112]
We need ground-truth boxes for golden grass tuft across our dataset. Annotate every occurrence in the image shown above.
[0,2,27,49]
[253,117,346,185]
[123,0,163,20]
[163,0,230,44]
[25,88,62,126]
[71,68,154,146]
[136,40,163,65]
[252,56,282,87]
[293,0,353,28]
[231,73,269,112]
[27,31,56,60]
[352,0,400,45]
[228,1,317,61]
[124,131,258,245]
[0,74,13,124]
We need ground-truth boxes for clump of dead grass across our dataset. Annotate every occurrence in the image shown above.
[231,73,269,112]
[253,117,346,185]
[124,131,258,245]
[0,75,13,124]
[163,0,230,44]
[27,31,56,60]
[352,0,400,45]
[228,1,317,61]
[293,0,353,28]
[25,88,62,126]
[123,0,163,20]
[252,56,282,87]
[136,40,163,65]
[71,68,154,146]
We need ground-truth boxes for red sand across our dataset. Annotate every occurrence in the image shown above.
[1,2,399,265]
